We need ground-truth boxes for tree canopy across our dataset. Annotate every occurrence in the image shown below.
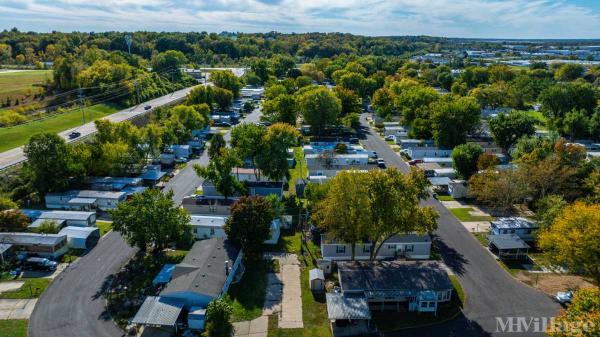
[225,196,274,260]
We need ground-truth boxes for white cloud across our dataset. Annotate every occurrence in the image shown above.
[0,0,599,38]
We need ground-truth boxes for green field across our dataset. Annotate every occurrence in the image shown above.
[0,319,27,337]
[0,278,50,299]
[0,70,51,101]
[449,207,494,222]
[96,220,113,236]
[0,103,121,152]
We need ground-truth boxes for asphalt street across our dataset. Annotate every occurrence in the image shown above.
[28,105,262,337]
[358,114,560,337]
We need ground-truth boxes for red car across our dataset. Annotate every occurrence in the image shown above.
[408,159,423,165]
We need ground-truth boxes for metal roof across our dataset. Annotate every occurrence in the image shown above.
[131,296,184,327]
[21,209,95,221]
[190,215,228,228]
[428,177,451,186]
[153,264,176,285]
[162,238,241,298]
[58,226,99,239]
[0,243,12,255]
[326,293,371,320]
[491,217,538,230]
[68,197,97,204]
[309,268,324,281]
[338,261,453,292]
[0,232,66,246]
[488,234,530,250]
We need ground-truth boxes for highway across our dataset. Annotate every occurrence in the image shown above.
[0,86,196,171]
[357,114,560,337]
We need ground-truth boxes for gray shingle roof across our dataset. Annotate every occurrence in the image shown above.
[338,261,452,292]
[488,234,530,250]
[0,232,66,246]
[131,296,184,327]
[161,238,240,298]
[326,293,371,320]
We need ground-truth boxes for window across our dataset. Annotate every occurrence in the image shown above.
[363,245,370,253]
[420,302,428,308]
[210,228,215,236]
[336,246,346,254]
[405,245,414,252]
[428,302,436,308]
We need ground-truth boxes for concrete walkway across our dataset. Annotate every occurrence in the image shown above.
[232,316,268,337]
[0,281,24,293]
[0,299,37,319]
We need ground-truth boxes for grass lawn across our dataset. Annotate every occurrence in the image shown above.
[437,194,454,201]
[472,232,490,246]
[96,220,112,236]
[268,231,330,337]
[0,103,121,152]
[372,274,465,332]
[226,259,269,322]
[0,278,50,299]
[449,208,493,222]
[0,70,51,100]
[0,319,28,337]
[287,147,307,195]
[61,248,85,263]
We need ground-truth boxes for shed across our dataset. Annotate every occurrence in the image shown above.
[188,307,207,330]
[58,226,100,250]
[309,268,325,292]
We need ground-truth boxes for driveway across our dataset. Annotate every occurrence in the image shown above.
[359,115,560,337]
[0,299,37,319]
[29,106,263,337]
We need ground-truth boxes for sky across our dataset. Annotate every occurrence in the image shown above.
[1,0,600,39]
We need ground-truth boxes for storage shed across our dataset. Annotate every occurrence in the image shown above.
[309,268,325,292]
[58,226,100,250]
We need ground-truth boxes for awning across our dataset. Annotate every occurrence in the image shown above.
[326,293,371,320]
[153,264,176,285]
[488,234,530,250]
[132,296,184,327]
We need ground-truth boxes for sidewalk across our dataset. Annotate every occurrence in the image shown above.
[0,299,37,319]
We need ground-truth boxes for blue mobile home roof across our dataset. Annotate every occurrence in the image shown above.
[153,264,176,285]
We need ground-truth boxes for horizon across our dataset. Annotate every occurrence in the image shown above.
[1,0,600,39]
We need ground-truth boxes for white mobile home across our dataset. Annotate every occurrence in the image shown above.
[45,190,127,211]
[321,233,432,261]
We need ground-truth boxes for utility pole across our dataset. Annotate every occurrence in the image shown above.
[78,88,85,125]
[134,80,140,105]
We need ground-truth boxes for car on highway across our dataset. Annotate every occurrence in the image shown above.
[68,131,81,139]
[144,105,152,110]
[24,257,58,271]
[377,158,386,168]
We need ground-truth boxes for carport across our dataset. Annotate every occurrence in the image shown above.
[326,293,371,337]
[488,234,530,260]
[132,296,184,333]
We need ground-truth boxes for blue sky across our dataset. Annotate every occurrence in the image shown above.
[1,0,600,38]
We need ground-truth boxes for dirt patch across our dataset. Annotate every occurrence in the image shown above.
[515,272,596,296]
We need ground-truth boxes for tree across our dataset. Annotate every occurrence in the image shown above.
[488,110,537,153]
[468,169,528,211]
[334,87,361,116]
[562,109,590,140]
[250,58,270,84]
[208,133,226,159]
[0,196,17,211]
[187,85,214,105]
[371,87,394,117]
[212,87,233,111]
[554,63,585,81]
[210,70,241,97]
[262,94,297,125]
[549,288,600,337]
[535,195,567,229]
[110,189,191,251]
[0,210,29,232]
[452,143,484,179]
[33,220,61,234]
[24,133,76,195]
[430,96,481,148]
[230,123,266,179]
[540,82,597,130]
[169,104,208,136]
[151,50,187,80]
[194,148,243,200]
[297,87,341,135]
[477,153,498,171]
[225,196,274,260]
[271,54,295,78]
[256,123,300,181]
[538,202,600,284]
[203,299,233,337]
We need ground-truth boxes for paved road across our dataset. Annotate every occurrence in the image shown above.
[164,106,262,204]
[358,115,560,337]
[0,86,196,170]
[29,105,262,337]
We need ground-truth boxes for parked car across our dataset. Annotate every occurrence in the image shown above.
[144,105,152,110]
[384,135,396,142]
[68,131,81,139]
[349,137,359,144]
[408,159,423,165]
[24,257,57,271]
[377,159,386,168]
[368,151,378,159]
[175,157,188,164]
[556,291,573,305]
[216,122,232,127]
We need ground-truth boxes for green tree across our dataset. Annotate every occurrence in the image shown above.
[151,50,187,80]
[187,85,214,105]
[203,299,233,337]
[468,169,528,211]
[208,133,226,160]
[53,55,80,90]
[549,288,600,337]
[23,133,76,195]
[430,96,481,148]
[334,87,361,116]
[271,54,296,78]
[0,210,29,232]
[212,87,233,111]
[194,148,243,200]
[488,110,537,153]
[0,196,17,211]
[535,195,567,229]
[371,87,394,117]
[297,87,341,135]
[562,109,590,140]
[250,58,270,84]
[210,70,241,97]
[538,202,600,284]
[262,94,297,125]
[540,82,597,130]
[225,196,274,260]
[110,189,191,251]
[452,143,484,179]
[33,220,61,234]
[230,123,266,179]
[554,63,585,81]
[256,123,300,181]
